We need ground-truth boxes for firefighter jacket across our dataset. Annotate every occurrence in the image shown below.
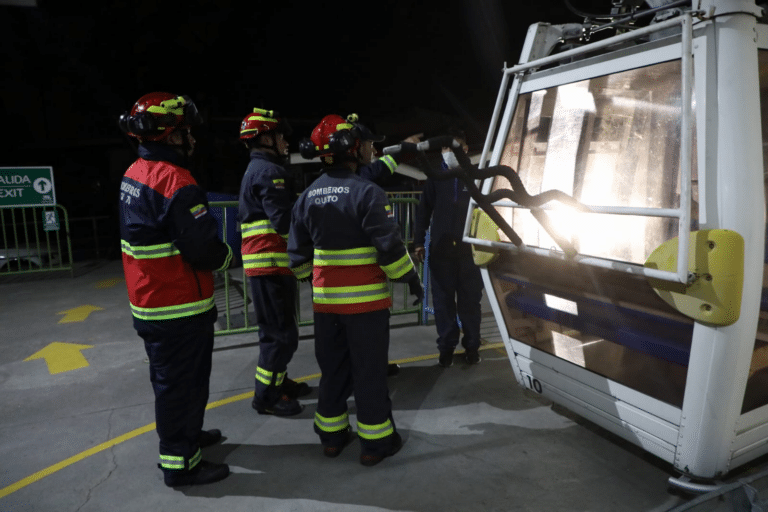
[359,154,399,184]
[119,142,233,321]
[238,151,400,277]
[238,150,295,276]
[288,166,418,314]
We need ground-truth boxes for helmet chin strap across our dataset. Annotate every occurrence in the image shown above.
[167,130,193,167]
[257,133,289,163]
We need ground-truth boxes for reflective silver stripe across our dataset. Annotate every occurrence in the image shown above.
[159,454,184,470]
[243,253,290,268]
[313,283,389,305]
[130,297,215,321]
[357,418,394,440]
[292,262,312,280]
[121,240,180,259]
[255,366,273,386]
[241,220,275,237]
[159,449,200,470]
[314,411,350,433]
[380,155,397,173]
[314,247,377,266]
[255,367,285,387]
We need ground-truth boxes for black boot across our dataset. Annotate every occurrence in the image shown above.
[360,432,403,467]
[252,394,303,416]
[282,376,311,399]
[323,427,354,458]
[198,429,222,448]
[162,460,229,487]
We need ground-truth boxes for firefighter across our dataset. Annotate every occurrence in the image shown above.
[118,92,233,487]
[289,114,423,465]
[237,108,310,416]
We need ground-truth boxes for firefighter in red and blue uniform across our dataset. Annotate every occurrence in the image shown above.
[237,108,308,416]
[289,114,423,466]
[238,110,409,415]
[118,92,233,487]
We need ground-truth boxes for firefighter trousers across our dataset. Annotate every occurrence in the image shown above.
[249,274,299,404]
[429,255,483,354]
[134,308,216,473]
[313,308,398,456]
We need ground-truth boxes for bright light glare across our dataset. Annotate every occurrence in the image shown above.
[551,331,586,367]
[544,294,578,315]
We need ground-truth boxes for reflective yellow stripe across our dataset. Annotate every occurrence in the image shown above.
[292,262,312,280]
[188,449,201,469]
[255,367,285,387]
[243,253,289,269]
[217,245,233,272]
[357,418,394,440]
[159,454,184,470]
[381,253,414,280]
[159,448,201,470]
[314,411,350,433]
[121,240,180,259]
[314,247,377,266]
[148,96,186,116]
[380,155,397,174]
[247,108,277,123]
[314,283,390,305]
[241,219,276,238]
[130,296,215,321]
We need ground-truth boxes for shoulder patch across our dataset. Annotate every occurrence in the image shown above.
[272,178,285,189]
[385,204,394,219]
[190,204,208,219]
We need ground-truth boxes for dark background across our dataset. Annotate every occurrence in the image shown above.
[0,0,606,259]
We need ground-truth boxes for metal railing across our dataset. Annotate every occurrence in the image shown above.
[0,204,74,277]
[210,193,424,336]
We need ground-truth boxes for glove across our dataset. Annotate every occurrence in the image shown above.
[414,246,426,263]
[408,274,424,306]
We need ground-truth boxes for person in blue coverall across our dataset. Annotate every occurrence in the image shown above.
[414,129,484,367]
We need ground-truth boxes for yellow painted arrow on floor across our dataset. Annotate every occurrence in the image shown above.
[57,305,103,323]
[24,342,94,374]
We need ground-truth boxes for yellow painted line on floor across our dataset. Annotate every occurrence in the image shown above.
[0,422,156,499]
[0,343,505,499]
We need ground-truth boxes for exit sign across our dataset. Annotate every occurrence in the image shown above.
[0,167,56,208]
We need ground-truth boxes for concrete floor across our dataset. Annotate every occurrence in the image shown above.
[1,260,760,511]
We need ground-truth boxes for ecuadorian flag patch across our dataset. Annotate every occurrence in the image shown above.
[273,178,285,190]
[190,204,208,219]
[385,204,394,219]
